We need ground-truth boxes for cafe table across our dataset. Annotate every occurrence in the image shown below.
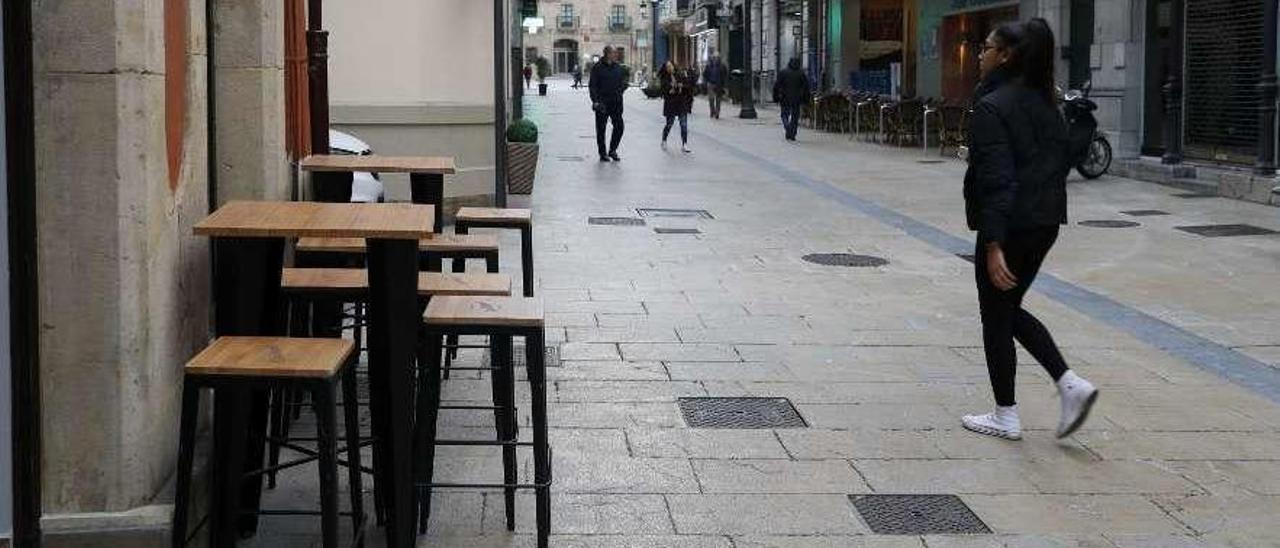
[194,200,431,548]
[300,154,457,233]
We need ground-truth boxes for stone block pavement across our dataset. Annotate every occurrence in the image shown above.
[248,79,1280,547]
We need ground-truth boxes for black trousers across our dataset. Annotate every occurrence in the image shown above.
[780,104,800,139]
[975,226,1069,406]
[595,104,624,156]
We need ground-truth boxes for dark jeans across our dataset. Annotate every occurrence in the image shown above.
[595,103,624,156]
[780,103,800,139]
[707,84,722,118]
[975,226,1069,407]
[663,114,688,143]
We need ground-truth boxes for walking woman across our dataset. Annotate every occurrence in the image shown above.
[659,61,694,153]
[961,18,1098,441]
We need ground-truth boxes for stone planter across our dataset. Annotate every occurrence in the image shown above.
[507,141,539,194]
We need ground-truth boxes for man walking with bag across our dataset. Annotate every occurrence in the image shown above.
[589,46,627,162]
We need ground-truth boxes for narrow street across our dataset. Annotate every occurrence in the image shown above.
[239,77,1280,548]
[383,79,1280,546]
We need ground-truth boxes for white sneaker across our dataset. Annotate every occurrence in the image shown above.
[1056,370,1098,438]
[682,144,691,153]
[661,140,667,150]
[962,406,1022,440]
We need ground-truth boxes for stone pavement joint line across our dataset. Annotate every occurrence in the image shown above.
[688,124,1280,404]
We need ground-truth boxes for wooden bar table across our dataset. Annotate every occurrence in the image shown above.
[300,154,456,233]
[194,200,431,548]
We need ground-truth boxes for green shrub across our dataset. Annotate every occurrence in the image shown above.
[534,57,552,81]
[506,118,538,143]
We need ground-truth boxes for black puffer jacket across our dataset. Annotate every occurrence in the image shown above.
[589,61,628,106]
[773,59,811,107]
[963,73,1070,244]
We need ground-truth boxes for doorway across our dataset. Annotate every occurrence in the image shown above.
[553,38,579,74]
[1068,0,1094,89]
[939,4,1018,101]
[1142,0,1173,156]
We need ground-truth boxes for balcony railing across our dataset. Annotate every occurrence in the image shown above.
[557,15,580,31]
[606,15,632,32]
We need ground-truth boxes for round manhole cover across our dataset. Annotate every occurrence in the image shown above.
[1079,220,1140,228]
[802,253,889,267]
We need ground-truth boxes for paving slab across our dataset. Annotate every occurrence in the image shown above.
[666,494,866,535]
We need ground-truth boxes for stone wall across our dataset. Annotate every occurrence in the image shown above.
[33,0,212,521]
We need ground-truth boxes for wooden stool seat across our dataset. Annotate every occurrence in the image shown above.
[297,234,500,254]
[423,296,543,328]
[454,207,532,226]
[184,336,354,378]
[281,268,512,297]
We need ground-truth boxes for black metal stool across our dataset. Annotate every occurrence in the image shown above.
[172,336,365,548]
[415,296,551,548]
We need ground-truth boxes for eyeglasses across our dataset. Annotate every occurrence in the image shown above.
[981,43,1002,54]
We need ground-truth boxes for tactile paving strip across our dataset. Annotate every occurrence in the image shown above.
[850,494,992,535]
[677,397,807,429]
[802,253,889,267]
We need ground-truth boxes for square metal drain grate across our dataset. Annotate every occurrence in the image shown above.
[654,227,701,234]
[850,494,991,535]
[1175,224,1278,237]
[636,208,715,219]
[677,397,807,429]
[588,217,646,226]
[1120,209,1170,216]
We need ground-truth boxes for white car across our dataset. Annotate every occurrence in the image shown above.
[329,129,384,203]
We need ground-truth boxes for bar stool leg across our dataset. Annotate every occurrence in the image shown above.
[490,335,517,530]
[267,388,286,489]
[172,380,200,548]
[313,380,341,548]
[442,257,467,379]
[526,331,550,548]
[340,364,367,547]
[414,332,445,534]
[520,227,534,297]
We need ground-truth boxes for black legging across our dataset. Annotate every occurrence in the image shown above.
[975,226,1069,406]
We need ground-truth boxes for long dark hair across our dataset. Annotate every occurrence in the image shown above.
[992,18,1056,102]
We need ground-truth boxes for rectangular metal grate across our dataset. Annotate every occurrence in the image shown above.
[850,494,992,535]
[677,397,807,429]
[1172,192,1217,199]
[1120,209,1170,216]
[556,155,585,162]
[1175,224,1278,237]
[654,227,701,234]
[636,208,715,219]
[588,217,646,226]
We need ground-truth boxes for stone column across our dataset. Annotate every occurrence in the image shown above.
[33,0,211,542]
[213,0,288,204]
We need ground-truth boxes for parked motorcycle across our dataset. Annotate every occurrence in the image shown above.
[1062,82,1112,179]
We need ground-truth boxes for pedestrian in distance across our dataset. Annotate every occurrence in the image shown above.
[659,61,694,153]
[589,45,627,162]
[572,66,583,89]
[773,58,810,141]
[523,64,533,90]
[702,55,726,119]
[961,18,1098,441]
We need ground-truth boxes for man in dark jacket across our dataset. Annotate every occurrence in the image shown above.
[589,46,627,161]
[772,58,811,141]
[702,55,726,119]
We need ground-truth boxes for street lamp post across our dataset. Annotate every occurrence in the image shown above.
[1161,0,1184,165]
[1255,0,1277,176]
[739,0,758,118]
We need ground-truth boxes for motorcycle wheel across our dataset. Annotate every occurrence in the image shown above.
[1077,137,1112,180]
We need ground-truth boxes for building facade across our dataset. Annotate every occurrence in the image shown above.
[673,0,1279,188]
[525,0,654,77]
